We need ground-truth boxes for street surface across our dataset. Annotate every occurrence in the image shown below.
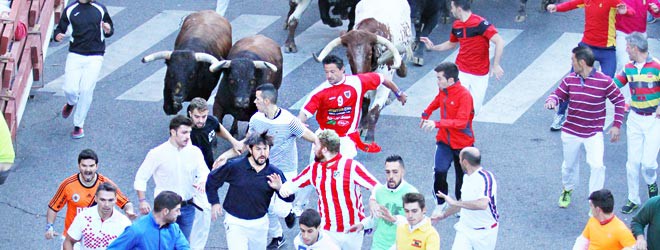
[1,0,659,249]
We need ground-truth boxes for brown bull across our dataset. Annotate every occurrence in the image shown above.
[141,10,231,115]
[209,35,283,136]
[314,18,405,142]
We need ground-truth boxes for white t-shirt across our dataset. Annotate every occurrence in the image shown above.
[248,108,305,173]
[67,205,131,250]
[293,230,341,250]
[458,167,499,230]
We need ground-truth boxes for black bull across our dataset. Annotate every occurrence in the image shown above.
[209,35,283,136]
[141,10,232,115]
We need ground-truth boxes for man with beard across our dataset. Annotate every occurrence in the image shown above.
[134,115,209,241]
[212,83,318,249]
[205,132,294,250]
[107,191,190,249]
[347,155,418,250]
[63,182,132,250]
[46,149,136,247]
[278,129,381,249]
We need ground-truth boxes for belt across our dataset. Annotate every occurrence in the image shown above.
[181,198,203,211]
[635,111,655,116]
[474,222,498,230]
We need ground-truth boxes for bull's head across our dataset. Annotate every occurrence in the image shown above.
[142,50,220,115]
[209,58,277,109]
[314,30,401,74]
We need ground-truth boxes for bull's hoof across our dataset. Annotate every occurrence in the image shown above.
[412,56,424,66]
[515,13,527,22]
[322,18,343,28]
[284,43,298,53]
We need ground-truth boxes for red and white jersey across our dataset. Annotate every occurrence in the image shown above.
[302,73,383,136]
[283,154,380,232]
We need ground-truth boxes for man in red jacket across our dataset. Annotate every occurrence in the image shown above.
[420,62,475,220]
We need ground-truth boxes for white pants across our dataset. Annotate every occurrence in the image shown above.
[626,112,660,204]
[458,71,488,115]
[224,213,268,250]
[215,0,229,16]
[62,53,103,128]
[451,223,498,250]
[615,30,640,104]
[189,192,212,250]
[324,230,363,250]
[267,171,296,239]
[561,132,606,194]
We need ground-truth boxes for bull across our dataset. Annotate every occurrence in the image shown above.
[284,0,360,53]
[209,35,282,136]
[409,0,448,66]
[141,10,231,115]
[314,0,413,142]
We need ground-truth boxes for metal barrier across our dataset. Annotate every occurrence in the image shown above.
[0,0,63,140]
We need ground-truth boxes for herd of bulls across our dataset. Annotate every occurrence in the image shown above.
[141,0,450,141]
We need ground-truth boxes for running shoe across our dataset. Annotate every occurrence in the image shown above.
[649,183,658,198]
[550,114,565,131]
[621,200,639,214]
[71,126,84,139]
[61,103,74,119]
[431,202,447,219]
[292,206,304,217]
[267,237,286,249]
[558,189,572,208]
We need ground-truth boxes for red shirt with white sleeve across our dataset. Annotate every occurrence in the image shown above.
[282,154,381,232]
[301,73,383,136]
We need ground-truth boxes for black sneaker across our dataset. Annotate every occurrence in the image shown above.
[267,237,286,249]
[649,183,658,198]
[285,211,296,229]
[621,200,639,214]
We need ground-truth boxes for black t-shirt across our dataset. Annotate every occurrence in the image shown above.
[191,115,220,169]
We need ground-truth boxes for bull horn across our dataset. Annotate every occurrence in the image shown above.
[375,35,402,69]
[253,61,278,72]
[142,51,172,63]
[209,60,232,72]
[313,37,342,62]
[194,53,220,65]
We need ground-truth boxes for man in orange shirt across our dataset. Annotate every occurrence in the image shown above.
[45,149,136,246]
[572,189,636,249]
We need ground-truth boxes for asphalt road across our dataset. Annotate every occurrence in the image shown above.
[1,0,659,249]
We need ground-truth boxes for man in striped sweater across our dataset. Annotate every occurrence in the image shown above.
[544,45,626,209]
[279,129,381,249]
[613,32,660,214]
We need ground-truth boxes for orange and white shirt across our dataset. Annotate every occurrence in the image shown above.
[48,173,129,236]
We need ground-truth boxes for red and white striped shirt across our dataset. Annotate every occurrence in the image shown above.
[283,154,380,232]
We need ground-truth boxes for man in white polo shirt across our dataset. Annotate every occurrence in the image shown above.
[434,147,499,250]
[63,182,132,250]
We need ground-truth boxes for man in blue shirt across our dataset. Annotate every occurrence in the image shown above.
[206,131,294,250]
[108,191,190,250]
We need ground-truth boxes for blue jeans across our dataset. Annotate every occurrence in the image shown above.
[433,142,465,204]
[176,204,196,240]
[557,42,616,115]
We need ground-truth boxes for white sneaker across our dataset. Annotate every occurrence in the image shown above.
[432,203,448,218]
[550,114,565,131]
[292,206,304,217]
